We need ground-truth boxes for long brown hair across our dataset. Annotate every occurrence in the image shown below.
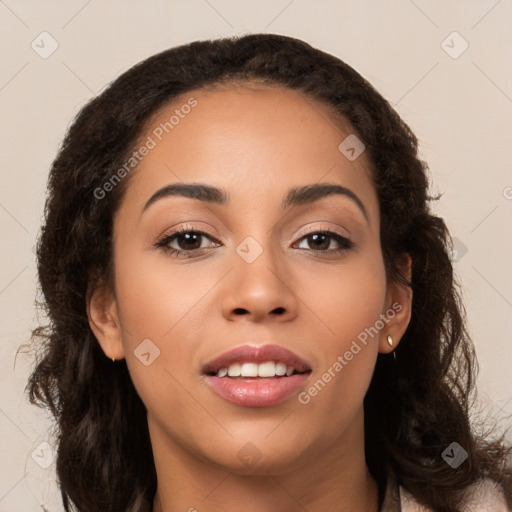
[24,33,511,511]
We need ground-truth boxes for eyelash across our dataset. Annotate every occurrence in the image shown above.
[155,224,355,259]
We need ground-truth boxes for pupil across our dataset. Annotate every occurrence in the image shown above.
[179,233,201,250]
[309,233,329,251]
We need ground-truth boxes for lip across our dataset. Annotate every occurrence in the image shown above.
[202,344,311,374]
[204,373,311,408]
[202,344,312,408]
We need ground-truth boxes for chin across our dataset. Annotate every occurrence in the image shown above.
[202,441,309,476]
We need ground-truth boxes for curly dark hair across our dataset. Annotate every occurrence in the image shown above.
[23,33,511,511]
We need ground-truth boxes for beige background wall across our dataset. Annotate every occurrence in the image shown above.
[1,1,511,509]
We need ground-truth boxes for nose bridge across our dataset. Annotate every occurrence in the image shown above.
[235,231,285,290]
[221,231,297,320]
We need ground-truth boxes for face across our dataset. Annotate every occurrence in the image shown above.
[90,84,411,476]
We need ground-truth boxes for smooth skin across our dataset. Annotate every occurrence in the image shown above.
[88,84,412,512]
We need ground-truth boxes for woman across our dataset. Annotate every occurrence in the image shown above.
[26,33,511,511]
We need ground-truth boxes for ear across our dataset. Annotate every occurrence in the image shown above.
[86,280,125,360]
[379,253,413,354]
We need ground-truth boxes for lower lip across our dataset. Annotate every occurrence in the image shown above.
[204,373,311,408]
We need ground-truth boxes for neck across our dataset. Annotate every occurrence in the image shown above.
[150,408,379,512]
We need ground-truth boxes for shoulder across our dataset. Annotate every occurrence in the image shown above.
[399,478,510,512]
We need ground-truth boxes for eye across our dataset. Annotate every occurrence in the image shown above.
[155,225,220,258]
[155,226,354,259]
[294,230,354,254]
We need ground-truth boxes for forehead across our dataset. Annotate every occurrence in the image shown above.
[119,84,378,226]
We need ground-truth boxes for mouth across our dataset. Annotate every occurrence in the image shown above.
[202,344,312,407]
[204,362,310,379]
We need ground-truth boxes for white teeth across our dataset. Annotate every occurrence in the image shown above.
[258,361,276,377]
[216,361,299,378]
[240,363,258,377]
[217,367,228,377]
[275,363,287,376]
[227,363,241,377]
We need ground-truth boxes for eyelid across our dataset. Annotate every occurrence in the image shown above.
[156,222,220,241]
[155,224,219,245]
[293,223,351,242]
[157,222,351,245]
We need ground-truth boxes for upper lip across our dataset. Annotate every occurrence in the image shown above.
[202,344,312,375]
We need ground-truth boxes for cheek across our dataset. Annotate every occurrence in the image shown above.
[295,251,386,415]
[301,250,387,342]
[111,244,216,404]
[113,243,211,341]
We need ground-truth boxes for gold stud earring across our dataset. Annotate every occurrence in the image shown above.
[112,357,116,362]
[387,335,393,347]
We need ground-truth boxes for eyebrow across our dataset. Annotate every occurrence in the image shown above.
[141,182,369,223]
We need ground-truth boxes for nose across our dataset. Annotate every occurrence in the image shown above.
[221,240,299,323]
